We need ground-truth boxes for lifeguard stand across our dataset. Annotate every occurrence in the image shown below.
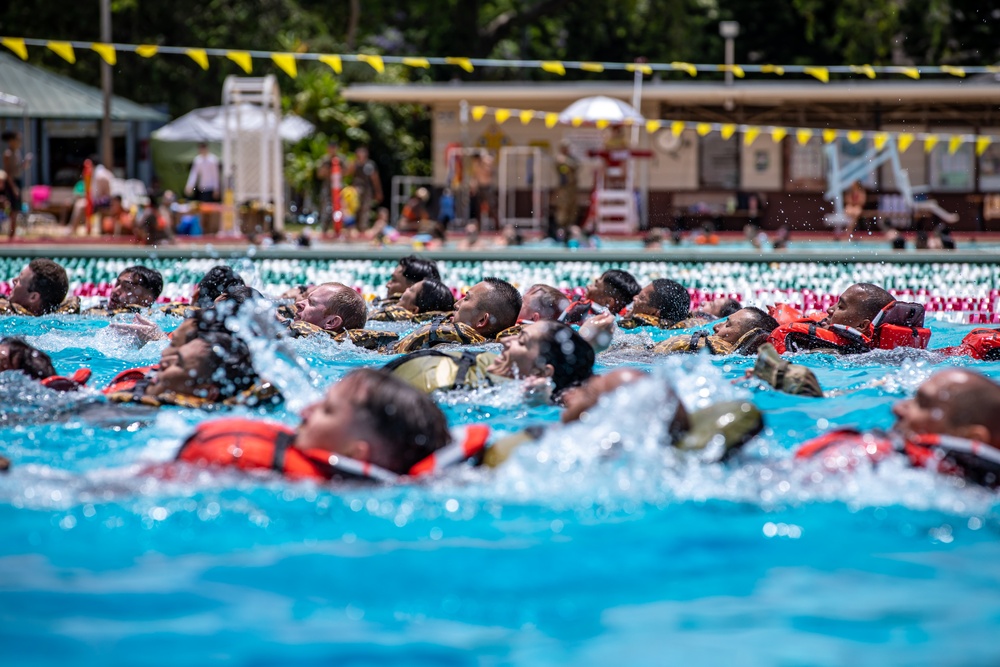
[587,146,651,234]
[221,75,284,233]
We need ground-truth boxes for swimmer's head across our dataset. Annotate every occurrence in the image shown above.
[631,279,689,322]
[585,269,640,313]
[518,284,569,323]
[294,282,366,333]
[149,330,256,401]
[713,307,780,346]
[560,368,690,438]
[10,259,68,316]
[455,278,521,338]
[295,368,451,474]
[892,369,1000,449]
[699,296,741,318]
[386,255,441,297]
[398,279,455,315]
[0,337,56,380]
[823,283,893,330]
[109,266,163,310]
[193,265,245,309]
[489,321,595,396]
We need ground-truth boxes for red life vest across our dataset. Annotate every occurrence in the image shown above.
[795,429,1000,488]
[176,418,491,483]
[40,368,92,392]
[767,304,823,327]
[104,365,156,394]
[768,301,930,354]
[944,328,1000,361]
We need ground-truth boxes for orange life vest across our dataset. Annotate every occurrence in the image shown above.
[768,301,930,354]
[943,328,1000,361]
[103,365,155,394]
[40,368,92,392]
[176,418,491,483]
[795,429,1000,488]
[767,304,823,327]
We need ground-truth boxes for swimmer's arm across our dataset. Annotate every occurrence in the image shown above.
[578,312,616,353]
[107,314,168,344]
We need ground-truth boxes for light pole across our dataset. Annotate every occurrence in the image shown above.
[100,0,113,170]
[719,20,740,112]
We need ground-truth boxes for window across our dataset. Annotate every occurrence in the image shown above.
[699,133,739,189]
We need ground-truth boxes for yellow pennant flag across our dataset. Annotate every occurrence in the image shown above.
[772,128,788,143]
[847,130,864,144]
[471,106,487,122]
[873,133,889,150]
[2,37,28,60]
[850,64,876,79]
[976,136,992,156]
[580,62,604,73]
[541,61,566,76]
[402,57,430,68]
[720,124,736,140]
[796,128,813,145]
[696,123,712,137]
[519,110,534,125]
[948,135,964,154]
[271,53,297,78]
[319,54,342,74]
[671,62,698,77]
[446,57,474,73]
[671,121,685,136]
[804,67,829,83]
[227,51,253,74]
[358,54,385,73]
[923,135,939,153]
[544,113,559,128]
[494,109,511,125]
[186,48,209,70]
[626,63,653,75]
[596,119,609,129]
[571,117,584,128]
[719,64,745,78]
[822,129,838,144]
[91,43,116,66]
[941,65,965,78]
[900,67,920,80]
[645,120,662,134]
[47,41,76,64]
[761,64,785,76]
[136,44,158,58]
[897,133,915,153]
[743,127,761,146]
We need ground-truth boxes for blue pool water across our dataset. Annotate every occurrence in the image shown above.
[2,308,1000,665]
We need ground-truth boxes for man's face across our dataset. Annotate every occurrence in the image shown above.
[110,271,156,310]
[168,319,199,349]
[701,297,732,318]
[455,282,492,330]
[398,281,423,313]
[148,338,216,398]
[713,309,756,345]
[0,343,14,372]
[488,324,547,380]
[294,285,339,330]
[517,286,554,322]
[891,370,969,441]
[356,147,369,161]
[631,284,657,317]
[386,265,412,298]
[823,286,869,328]
[585,276,616,309]
[9,266,36,313]
[294,379,368,457]
[560,369,646,423]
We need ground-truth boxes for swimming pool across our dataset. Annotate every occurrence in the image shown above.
[2,259,1000,666]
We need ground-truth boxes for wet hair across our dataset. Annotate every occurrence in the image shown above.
[523,284,569,321]
[850,283,895,323]
[0,337,55,380]
[216,284,265,308]
[716,298,742,318]
[196,266,245,308]
[26,259,69,314]
[341,368,451,474]
[413,279,455,314]
[533,321,595,396]
[936,371,1000,448]
[122,266,164,300]
[199,330,257,399]
[740,307,780,334]
[1,131,18,142]
[601,269,641,308]
[397,255,441,284]
[318,283,367,331]
[479,277,523,337]
[647,279,691,323]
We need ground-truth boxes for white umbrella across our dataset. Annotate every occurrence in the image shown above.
[152,104,315,143]
[557,96,645,126]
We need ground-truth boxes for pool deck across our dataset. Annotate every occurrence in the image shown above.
[1,232,998,264]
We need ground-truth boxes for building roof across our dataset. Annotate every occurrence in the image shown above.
[0,52,168,122]
[343,79,1000,107]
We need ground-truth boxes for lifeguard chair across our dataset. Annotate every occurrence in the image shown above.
[586,145,651,234]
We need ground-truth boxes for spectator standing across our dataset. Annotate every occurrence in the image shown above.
[2,131,30,239]
[184,143,220,202]
[349,146,383,231]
